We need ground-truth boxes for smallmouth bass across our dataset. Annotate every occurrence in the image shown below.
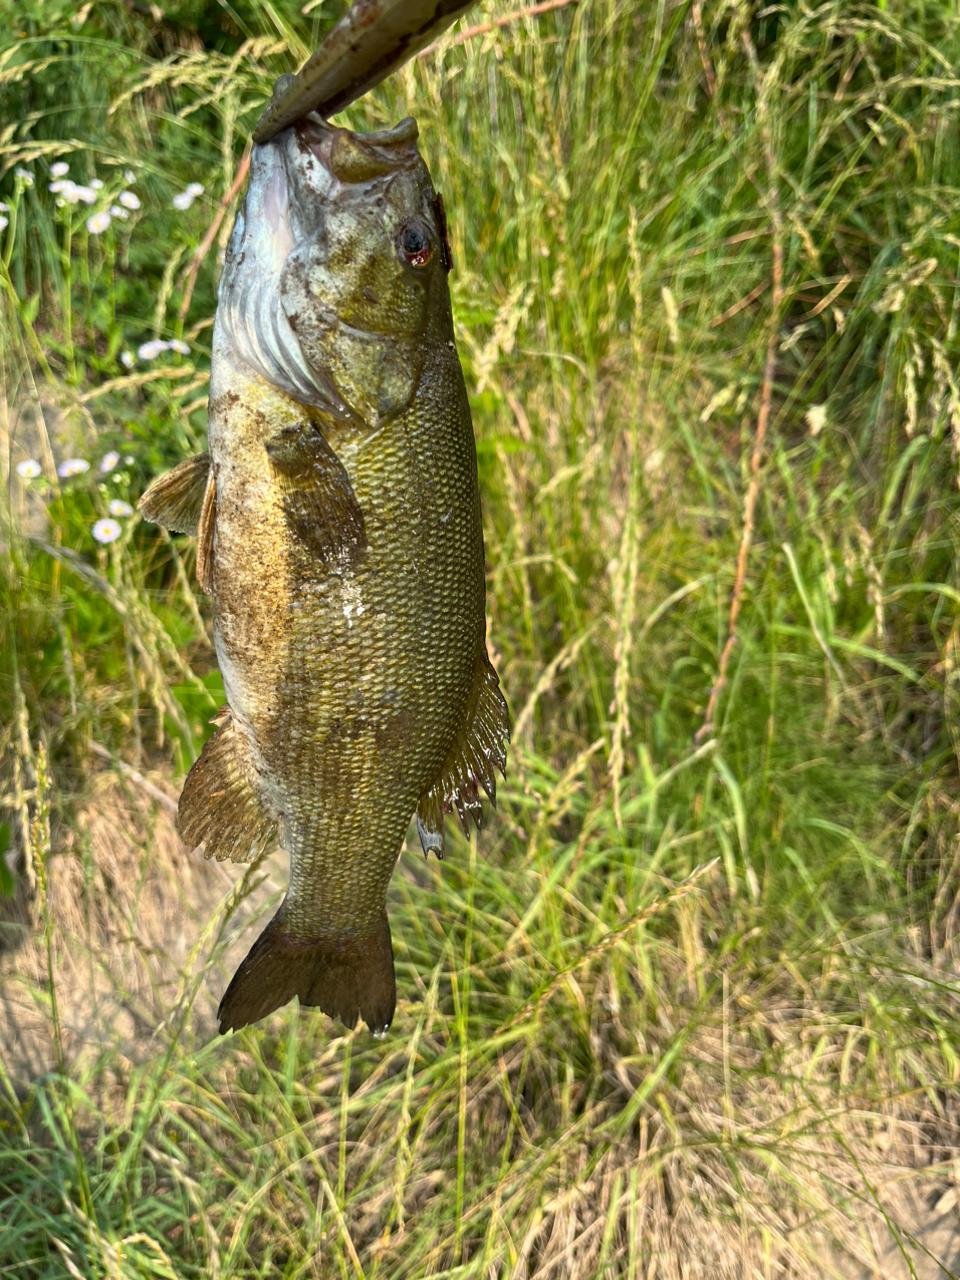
[140,115,508,1035]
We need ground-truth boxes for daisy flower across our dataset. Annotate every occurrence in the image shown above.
[168,339,190,355]
[92,518,123,544]
[57,458,90,477]
[50,161,70,178]
[108,499,134,517]
[86,210,111,234]
[100,450,121,472]
[117,190,140,211]
[137,339,170,361]
[16,459,42,479]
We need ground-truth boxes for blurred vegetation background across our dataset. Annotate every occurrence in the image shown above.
[2,1,960,1276]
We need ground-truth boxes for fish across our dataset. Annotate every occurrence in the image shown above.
[139,112,508,1036]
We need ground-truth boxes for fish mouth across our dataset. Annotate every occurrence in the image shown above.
[293,115,420,185]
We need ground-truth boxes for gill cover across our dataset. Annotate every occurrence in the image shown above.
[215,116,450,428]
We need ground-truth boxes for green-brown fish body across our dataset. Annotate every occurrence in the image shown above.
[140,116,508,1035]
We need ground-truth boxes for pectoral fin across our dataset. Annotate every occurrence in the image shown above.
[266,423,365,565]
[195,466,216,595]
[178,708,277,864]
[417,650,509,858]
[138,453,211,535]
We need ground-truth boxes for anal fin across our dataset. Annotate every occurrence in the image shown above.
[179,708,276,863]
[417,650,509,858]
[139,453,211,535]
[266,422,365,565]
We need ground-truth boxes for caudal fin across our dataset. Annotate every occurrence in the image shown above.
[217,904,396,1036]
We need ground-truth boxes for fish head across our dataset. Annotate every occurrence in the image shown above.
[214,115,454,429]
[279,115,451,425]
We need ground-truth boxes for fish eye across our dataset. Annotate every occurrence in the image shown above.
[397,221,433,268]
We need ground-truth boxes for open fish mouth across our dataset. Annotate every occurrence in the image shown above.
[294,115,420,183]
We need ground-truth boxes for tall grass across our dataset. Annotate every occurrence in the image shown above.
[2,1,960,1276]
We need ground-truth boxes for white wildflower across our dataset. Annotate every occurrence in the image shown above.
[137,339,170,360]
[124,456,134,466]
[49,179,71,194]
[16,459,41,479]
[117,190,140,210]
[124,170,135,183]
[109,205,129,220]
[92,518,122,544]
[15,168,33,187]
[72,185,97,205]
[187,182,204,197]
[806,404,828,438]
[86,210,111,234]
[172,190,195,211]
[119,351,134,369]
[0,202,7,212]
[100,450,121,472]
[90,178,103,189]
[57,458,90,477]
[168,339,190,355]
[108,499,134,517]
[50,161,70,178]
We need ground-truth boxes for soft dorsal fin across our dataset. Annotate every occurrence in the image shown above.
[179,707,277,864]
[416,650,509,858]
[139,453,211,535]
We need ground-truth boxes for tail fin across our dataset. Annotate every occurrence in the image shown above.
[217,903,396,1036]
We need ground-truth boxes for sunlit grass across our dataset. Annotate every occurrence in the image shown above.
[2,0,960,1276]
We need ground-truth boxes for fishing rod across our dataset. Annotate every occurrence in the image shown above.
[253,0,479,143]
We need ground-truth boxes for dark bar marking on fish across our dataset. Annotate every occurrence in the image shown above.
[218,903,396,1035]
[138,452,211,536]
[179,708,278,864]
[416,651,509,856]
[432,193,454,273]
[265,423,367,565]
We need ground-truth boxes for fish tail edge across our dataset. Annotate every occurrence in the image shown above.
[217,904,396,1036]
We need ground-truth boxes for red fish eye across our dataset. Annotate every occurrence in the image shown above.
[398,222,433,268]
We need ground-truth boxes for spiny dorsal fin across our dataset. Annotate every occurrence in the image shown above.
[416,650,509,858]
[179,708,277,863]
[265,423,365,565]
[139,453,211,535]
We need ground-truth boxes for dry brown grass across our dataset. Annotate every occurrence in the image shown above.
[5,773,958,1278]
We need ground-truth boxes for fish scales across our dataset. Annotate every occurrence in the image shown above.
[140,116,508,1035]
